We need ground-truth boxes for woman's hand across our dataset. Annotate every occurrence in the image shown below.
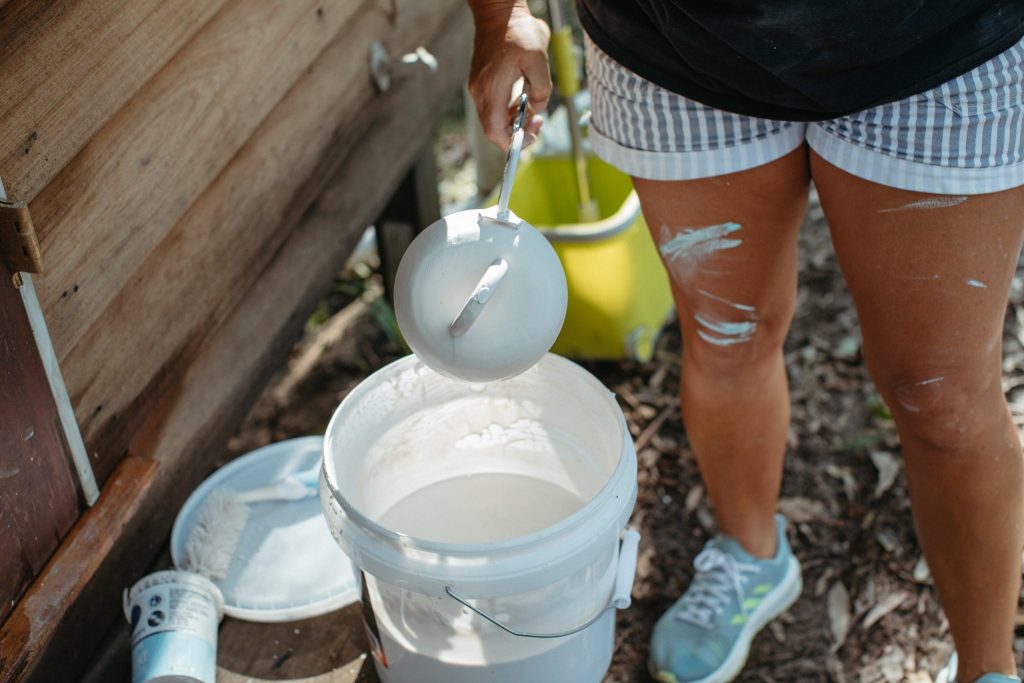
[467,1,552,150]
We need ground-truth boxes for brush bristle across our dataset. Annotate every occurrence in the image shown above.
[184,490,250,580]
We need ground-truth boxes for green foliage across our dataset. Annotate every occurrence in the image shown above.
[369,295,410,355]
[835,431,886,453]
[867,393,893,421]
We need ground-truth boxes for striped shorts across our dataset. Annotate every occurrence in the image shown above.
[586,37,1024,194]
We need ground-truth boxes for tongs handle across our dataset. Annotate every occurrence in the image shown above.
[496,91,530,222]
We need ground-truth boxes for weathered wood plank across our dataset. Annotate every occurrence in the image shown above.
[0,455,158,682]
[217,606,367,678]
[22,6,471,679]
[62,0,456,483]
[0,261,81,626]
[0,0,228,202]
[32,0,374,363]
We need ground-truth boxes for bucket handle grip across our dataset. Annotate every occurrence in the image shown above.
[444,528,641,639]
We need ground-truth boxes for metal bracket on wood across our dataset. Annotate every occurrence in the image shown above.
[0,187,43,276]
[369,40,438,93]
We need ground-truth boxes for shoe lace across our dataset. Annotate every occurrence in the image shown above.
[674,546,761,629]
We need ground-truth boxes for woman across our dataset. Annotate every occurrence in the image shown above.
[467,1,1024,682]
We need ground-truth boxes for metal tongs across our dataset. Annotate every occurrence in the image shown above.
[448,91,530,338]
[495,90,530,224]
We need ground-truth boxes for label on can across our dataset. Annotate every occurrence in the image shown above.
[127,582,219,647]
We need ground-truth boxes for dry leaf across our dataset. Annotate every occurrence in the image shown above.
[779,496,829,524]
[825,463,857,501]
[878,644,907,683]
[696,507,716,533]
[639,448,660,468]
[826,655,846,683]
[834,336,860,360]
[862,590,910,631]
[913,556,930,583]
[636,548,654,580]
[827,582,851,652]
[869,450,900,498]
[684,484,703,515]
[815,565,838,597]
[875,528,898,553]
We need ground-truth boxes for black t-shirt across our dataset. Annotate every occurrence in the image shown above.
[577,1,1024,121]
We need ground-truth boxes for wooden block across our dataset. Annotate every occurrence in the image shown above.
[217,656,376,683]
[0,455,158,682]
[0,259,81,626]
[0,0,228,202]
[26,6,471,679]
[217,605,367,678]
[32,0,374,364]
[60,0,459,483]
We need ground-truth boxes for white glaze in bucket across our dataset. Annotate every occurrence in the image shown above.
[377,472,587,543]
[320,354,637,683]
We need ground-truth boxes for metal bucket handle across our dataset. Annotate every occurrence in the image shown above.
[444,528,641,639]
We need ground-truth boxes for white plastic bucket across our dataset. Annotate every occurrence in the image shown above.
[320,353,639,683]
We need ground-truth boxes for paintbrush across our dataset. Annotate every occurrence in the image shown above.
[182,463,320,580]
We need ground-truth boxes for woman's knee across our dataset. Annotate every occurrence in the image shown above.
[876,368,1004,454]
[681,298,794,376]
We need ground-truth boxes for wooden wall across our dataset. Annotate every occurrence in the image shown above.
[0,261,81,628]
[0,0,473,679]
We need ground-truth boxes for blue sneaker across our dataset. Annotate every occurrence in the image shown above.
[649,514,802,683]
[936,652,1021,683]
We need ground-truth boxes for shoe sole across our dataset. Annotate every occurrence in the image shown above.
[648,556,803,683]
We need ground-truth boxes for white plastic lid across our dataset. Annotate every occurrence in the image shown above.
[171,436,358,622]
[394,206,568,383]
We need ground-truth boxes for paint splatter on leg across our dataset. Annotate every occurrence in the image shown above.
[892,376,945,414]
[879,196,968,213]
[658,222,743,283]
[697,288,755,312]
[693,313,757,346]
[659,222,742,262]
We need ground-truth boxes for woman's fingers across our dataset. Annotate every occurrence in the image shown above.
[520,21,553,111]
[467,6,552,150]
[523,113,545,149]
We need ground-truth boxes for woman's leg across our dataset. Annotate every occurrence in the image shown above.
[633,144,811,558]
[811,151,1024,681]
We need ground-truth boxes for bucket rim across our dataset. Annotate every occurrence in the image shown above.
[321,353,630,557]
[537,191,642,243]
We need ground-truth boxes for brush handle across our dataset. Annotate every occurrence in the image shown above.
[234,464,320,504]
